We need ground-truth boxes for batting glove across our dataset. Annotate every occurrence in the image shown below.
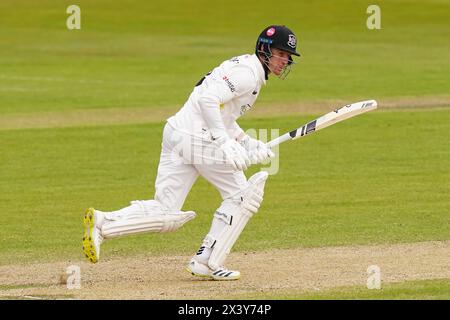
[240,135,275,165]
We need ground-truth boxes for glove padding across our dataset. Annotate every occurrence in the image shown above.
[219,139,251,171]
[240,135,275,165]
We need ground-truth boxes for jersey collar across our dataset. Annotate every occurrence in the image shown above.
[250,54,267,85]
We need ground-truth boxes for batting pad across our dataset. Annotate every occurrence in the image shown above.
[101,210,196,239]
[208,171,268,270]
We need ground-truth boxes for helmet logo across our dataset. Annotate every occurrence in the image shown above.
[287,34,296,48]
[266,27,276,36]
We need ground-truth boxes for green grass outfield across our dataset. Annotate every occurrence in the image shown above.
[0,0,449,114]
[1,108,449,265]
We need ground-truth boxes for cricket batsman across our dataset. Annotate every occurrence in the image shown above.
[83,25,300,280]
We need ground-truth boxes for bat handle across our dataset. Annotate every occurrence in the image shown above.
[266,133,292,149]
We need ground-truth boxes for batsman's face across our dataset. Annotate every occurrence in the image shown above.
[268,48,290,75]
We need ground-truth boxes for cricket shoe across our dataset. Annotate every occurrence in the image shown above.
[83,208,104,264]
[186,258,240,281]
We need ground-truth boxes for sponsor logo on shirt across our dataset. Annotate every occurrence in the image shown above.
[240,104,251,115]
[222,76,236,93]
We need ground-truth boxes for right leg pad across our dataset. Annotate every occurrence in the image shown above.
[206,171,269,270]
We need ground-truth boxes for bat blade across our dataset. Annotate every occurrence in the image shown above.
[294,99,378,139]
[267,100,377,148]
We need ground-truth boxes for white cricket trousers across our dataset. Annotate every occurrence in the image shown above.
[154,122,248,212]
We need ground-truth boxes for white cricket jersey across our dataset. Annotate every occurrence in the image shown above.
[167,54,266,139]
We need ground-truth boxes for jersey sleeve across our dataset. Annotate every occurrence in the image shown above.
[224,121,244,141]
[198,66,256,140]
[214,66,256,103]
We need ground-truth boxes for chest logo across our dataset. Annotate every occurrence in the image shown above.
[240,104,252,115]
